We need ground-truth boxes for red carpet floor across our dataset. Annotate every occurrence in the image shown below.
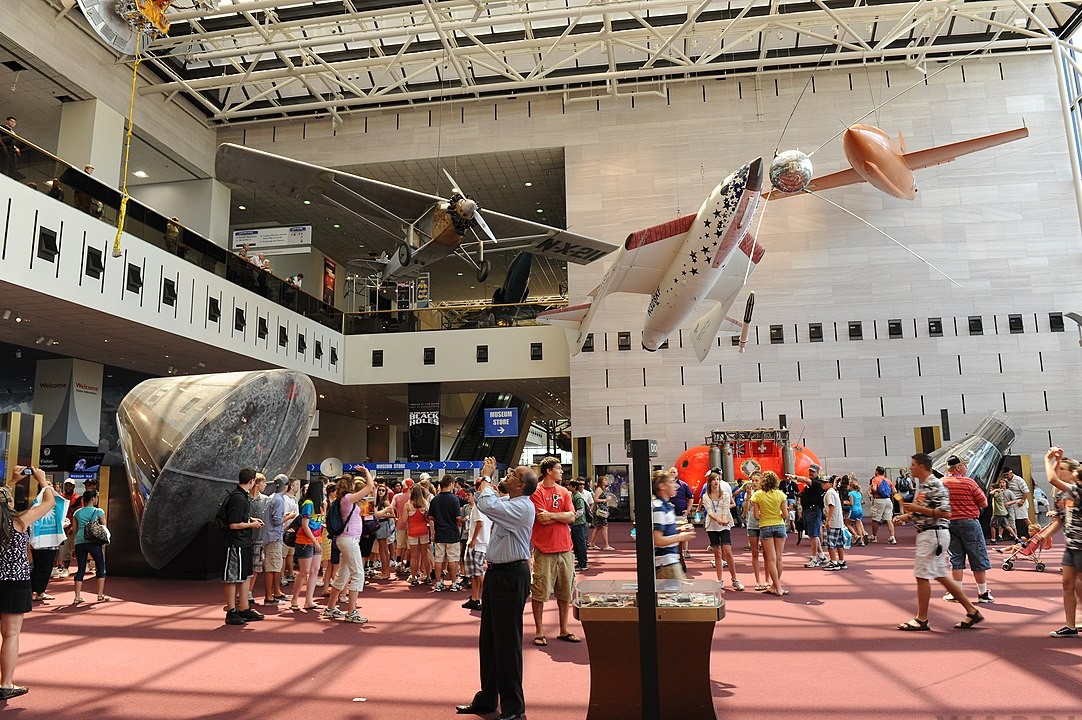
[12,525,1081,719]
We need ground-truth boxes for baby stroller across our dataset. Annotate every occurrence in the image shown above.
[997,528,1053,572]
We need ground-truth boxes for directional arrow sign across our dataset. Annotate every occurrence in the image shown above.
[484,408,519,438]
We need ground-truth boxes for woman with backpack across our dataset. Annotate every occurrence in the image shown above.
[324,470,374,623]
[72,490,109,605]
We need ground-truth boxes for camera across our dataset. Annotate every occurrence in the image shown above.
[21,467,33,476]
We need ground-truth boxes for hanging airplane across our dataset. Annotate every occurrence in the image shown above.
[539,158,764,362]
[766,124,1029,201]
[215,143,616,283]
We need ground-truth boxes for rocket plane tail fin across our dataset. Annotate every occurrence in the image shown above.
[538,302,593,356]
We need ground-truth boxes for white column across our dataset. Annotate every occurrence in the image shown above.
[56,99,125,187]
[128,178,232,246]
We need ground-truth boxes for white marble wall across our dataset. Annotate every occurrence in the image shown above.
[219,53,1082,471]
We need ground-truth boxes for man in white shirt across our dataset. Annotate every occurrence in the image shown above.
[462,488,493,611]
[821,475,848,570]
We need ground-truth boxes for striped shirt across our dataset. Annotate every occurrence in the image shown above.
[652,497,680,569]
[913,478,950,531]
[943,475,987,520]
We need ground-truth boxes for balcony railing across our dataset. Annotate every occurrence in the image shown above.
[0,128,343,330]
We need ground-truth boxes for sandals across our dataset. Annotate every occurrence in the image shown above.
[533,635,548,646]
[0,685,28,700]
[556,633,582,643]
[97,595,111,602]
[766,588,790,596]
[897,618,931,632]
[955,610,984,630]
[72,597,85,605]
[602,546,616,551]
[753,584,769,591]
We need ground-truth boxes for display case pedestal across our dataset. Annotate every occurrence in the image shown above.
[573,580,725,720]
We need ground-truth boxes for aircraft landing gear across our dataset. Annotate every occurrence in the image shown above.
[398,243,412,266]
[477,260,491,282]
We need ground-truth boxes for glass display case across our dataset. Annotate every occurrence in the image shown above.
[574,578,725,621]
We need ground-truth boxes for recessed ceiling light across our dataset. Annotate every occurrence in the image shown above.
[133,170,148,178]
[524,182,533,187]
[103,339,108,342]
[536,209,544,213]
[457,272,463,276]
[333,224,340,229]
[237,205,247,210]
[319,394,325,399]
[303,200,311,205]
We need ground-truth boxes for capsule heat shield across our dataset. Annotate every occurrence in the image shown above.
[117,370,316,569]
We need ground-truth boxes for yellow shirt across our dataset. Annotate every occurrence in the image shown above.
[751,489,787,527]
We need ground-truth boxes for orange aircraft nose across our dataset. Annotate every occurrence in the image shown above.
[842,124,915,200]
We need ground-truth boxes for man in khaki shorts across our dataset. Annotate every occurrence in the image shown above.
[529,457,579,645]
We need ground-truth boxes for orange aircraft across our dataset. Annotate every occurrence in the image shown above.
[767,124,1028,201]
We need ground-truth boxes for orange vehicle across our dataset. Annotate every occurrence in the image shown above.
[673,442,822,499]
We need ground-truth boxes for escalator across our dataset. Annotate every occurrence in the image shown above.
[447,392,531,468]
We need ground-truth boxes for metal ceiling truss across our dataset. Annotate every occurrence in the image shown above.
[132,0,1082,125]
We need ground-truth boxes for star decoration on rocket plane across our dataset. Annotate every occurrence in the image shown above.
[668,161,754,291]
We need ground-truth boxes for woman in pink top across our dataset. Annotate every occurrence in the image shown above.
[324,469,374,624]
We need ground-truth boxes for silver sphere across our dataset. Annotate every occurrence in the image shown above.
[769,150,814,194]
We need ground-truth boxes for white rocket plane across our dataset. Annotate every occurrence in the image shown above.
[540,158,764,362]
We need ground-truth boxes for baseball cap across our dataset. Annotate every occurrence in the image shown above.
[946,455,963,466]
[818,474,833,483]
[63,479,76,486]
[418,472,431,481]
[808,463,821,474]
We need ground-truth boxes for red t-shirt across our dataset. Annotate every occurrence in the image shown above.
[943,475,988,520]
[391,491,411,530]
[531,483,573,553]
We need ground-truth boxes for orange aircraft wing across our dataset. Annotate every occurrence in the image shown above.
[901,126,1028,171]
[765,167,864,200]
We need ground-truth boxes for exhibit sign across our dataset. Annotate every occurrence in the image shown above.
[323,258,336,305]
[416,273,430,308]
[33,359,103,447]
[231,225,312,250]
[484,408,518,437]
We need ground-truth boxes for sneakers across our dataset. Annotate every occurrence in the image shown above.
[825,561,847,571]
[344,611,368,624]
[238,608,265,621]
[449,582,463,592]
[804,557,825,568]
[1050,626,1079,638]
[887,537,898,545]
[978,592,995,604]
[462,599,482,610]
[323,607,345,619]
[943,592,957,602]
[263,598,281,606]
[225,609,246,625]
[433,583,447,592]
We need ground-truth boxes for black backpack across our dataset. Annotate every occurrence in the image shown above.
[325,498,355,538]
[215,489,239,530]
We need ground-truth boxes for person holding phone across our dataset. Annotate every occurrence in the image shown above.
[0,466,55,699]
[456,457,536,720]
